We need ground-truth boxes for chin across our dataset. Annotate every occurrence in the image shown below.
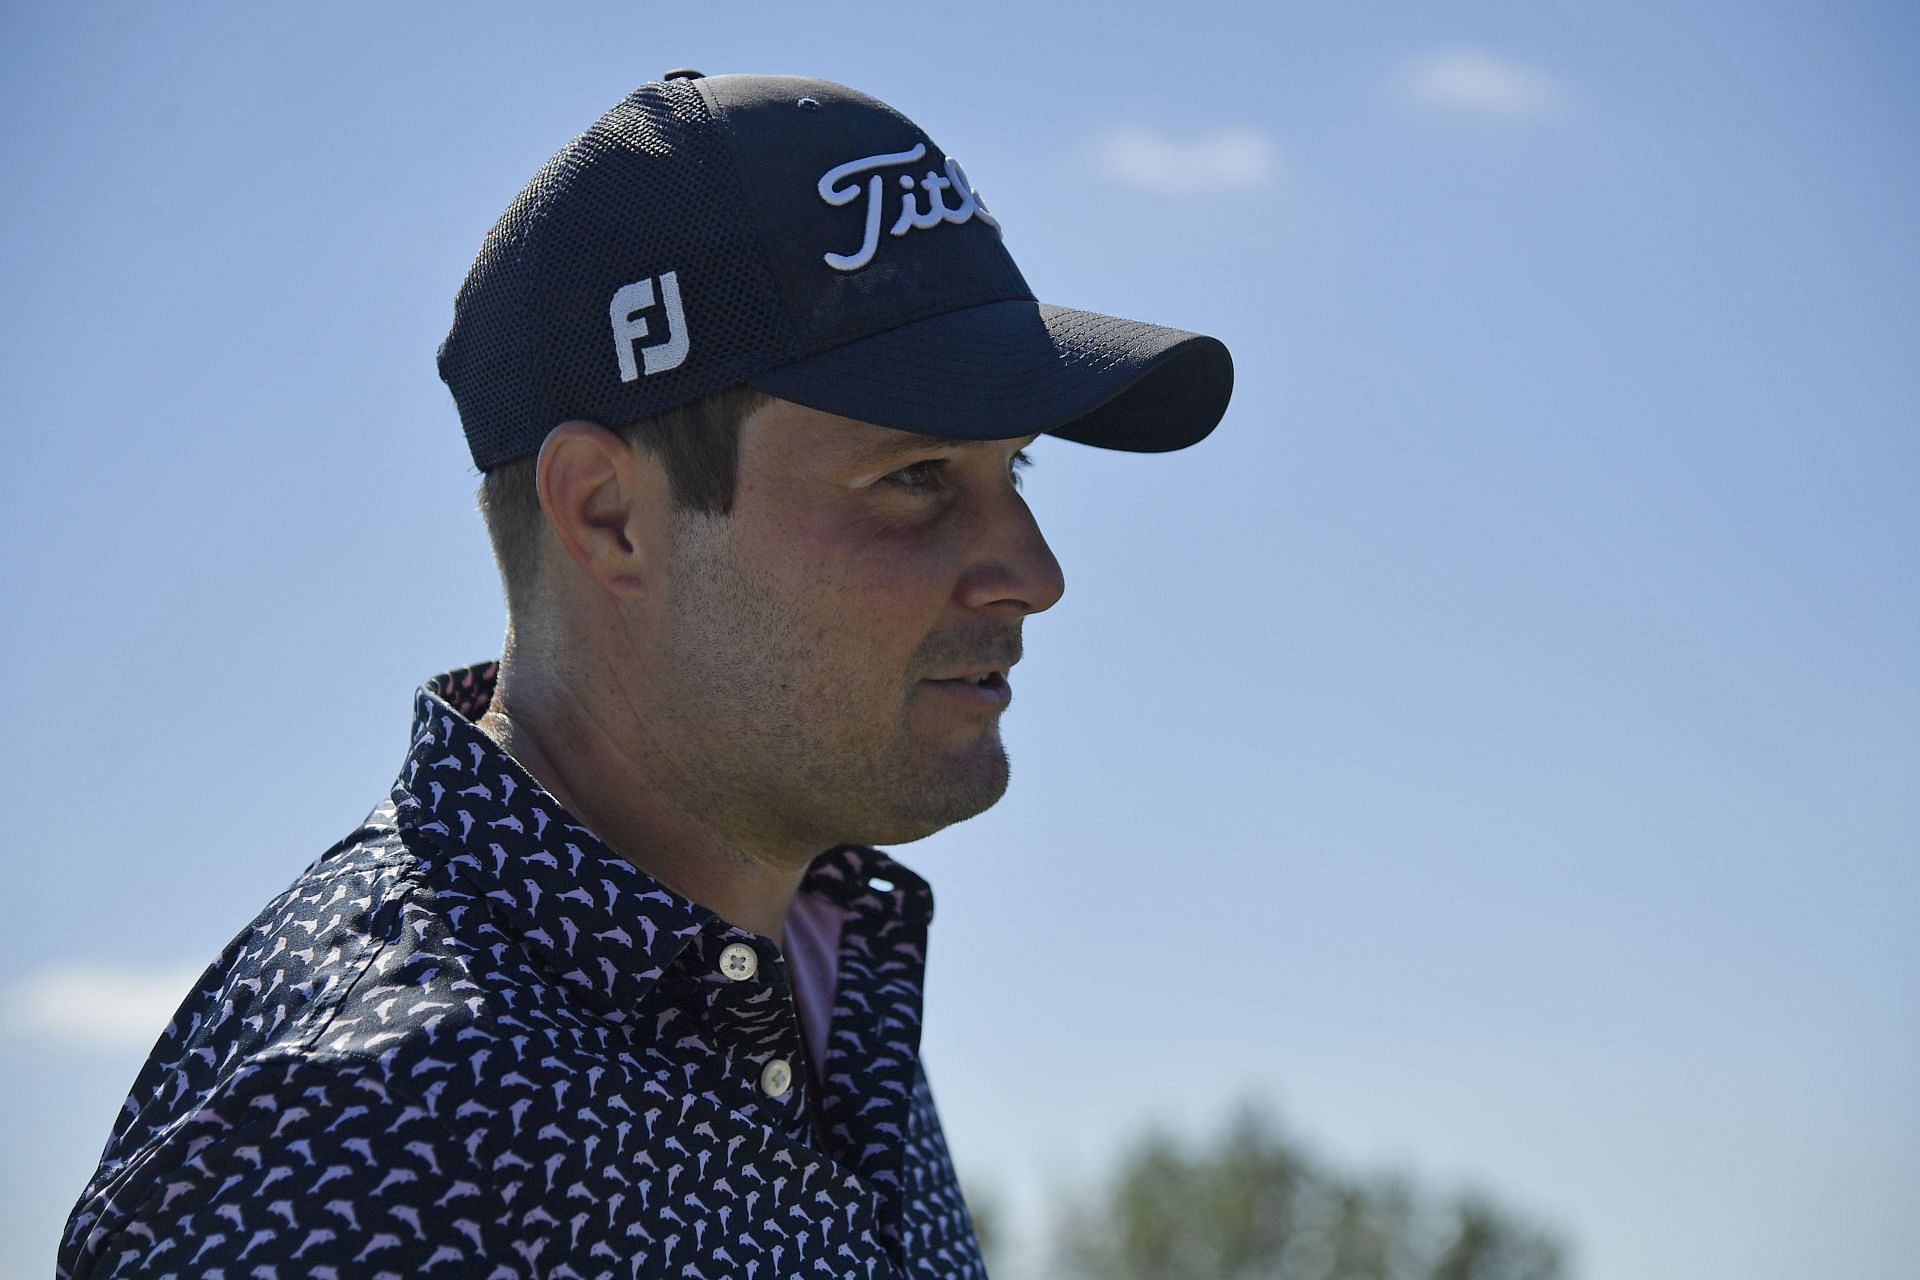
[864,746,1011,845]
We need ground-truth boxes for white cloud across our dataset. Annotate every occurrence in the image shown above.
[1398,50,1564,119]
[7,963,202,1051]
[1090,126,1280,194]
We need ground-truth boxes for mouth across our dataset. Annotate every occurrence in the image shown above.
[920,669,1013,709]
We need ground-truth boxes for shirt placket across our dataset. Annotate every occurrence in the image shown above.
[810,884,931,1269]
[682,925,816,1148]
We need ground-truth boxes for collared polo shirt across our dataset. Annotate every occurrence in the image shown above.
[58,662,987,1278]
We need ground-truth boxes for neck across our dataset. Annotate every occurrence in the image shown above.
[474,652,810,944]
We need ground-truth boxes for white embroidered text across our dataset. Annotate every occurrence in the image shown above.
[816,144,1000,272]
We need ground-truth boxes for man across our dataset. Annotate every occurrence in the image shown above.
[59,71,1231,1278]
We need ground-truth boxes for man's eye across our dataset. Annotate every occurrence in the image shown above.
[881,450,1032,494]
[885,459,948,491]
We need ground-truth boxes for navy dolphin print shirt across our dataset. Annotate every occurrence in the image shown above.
[59,662,987,1278]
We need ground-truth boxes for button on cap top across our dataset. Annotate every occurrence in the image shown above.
[719,942,758,981]
[662,68,705,81]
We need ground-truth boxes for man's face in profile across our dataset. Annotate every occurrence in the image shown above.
[650,396,1064,852]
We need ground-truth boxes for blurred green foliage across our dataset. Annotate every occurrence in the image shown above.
[964,1178,1005,1273]
[1046,1100,1569,1280]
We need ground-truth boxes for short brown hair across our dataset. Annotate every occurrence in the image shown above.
[476,384,773,613]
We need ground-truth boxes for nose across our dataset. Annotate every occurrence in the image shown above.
[955,487,1067,616]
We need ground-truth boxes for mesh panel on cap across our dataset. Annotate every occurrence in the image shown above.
[438,153,550,470]
[439,79,796,471]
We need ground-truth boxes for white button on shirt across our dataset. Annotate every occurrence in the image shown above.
[760,1057,793,1097]
[719,942,758,981]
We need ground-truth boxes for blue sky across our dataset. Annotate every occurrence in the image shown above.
[2,3,1915,1278]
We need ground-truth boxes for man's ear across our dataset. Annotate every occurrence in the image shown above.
[535,420,672,600]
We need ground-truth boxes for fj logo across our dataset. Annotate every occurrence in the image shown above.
[609,271,689,382]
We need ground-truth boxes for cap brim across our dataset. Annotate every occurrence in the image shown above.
[746,300,1233,452]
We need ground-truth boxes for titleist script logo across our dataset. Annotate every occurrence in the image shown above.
[817,142,999,273]
[609,271,689,382]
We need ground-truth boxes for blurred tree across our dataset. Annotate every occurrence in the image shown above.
[1052,1100,1569,1280]
[964,1176,1005,1275]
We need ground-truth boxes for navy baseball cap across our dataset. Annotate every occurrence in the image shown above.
[438,71,1234,472]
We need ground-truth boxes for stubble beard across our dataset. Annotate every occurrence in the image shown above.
[659,512,1010,857]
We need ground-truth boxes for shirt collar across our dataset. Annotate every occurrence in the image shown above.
[388,661,933,1022]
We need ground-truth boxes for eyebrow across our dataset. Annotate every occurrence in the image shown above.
[848,431,1040,465]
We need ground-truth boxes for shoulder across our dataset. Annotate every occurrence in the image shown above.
[59,1052,524,1279]
[62,807,518,1271]
[97,805,428,1156]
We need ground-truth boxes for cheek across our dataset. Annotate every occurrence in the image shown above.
[789,527,960,672]
[740,494,963,652]
[770,495,947,586]
[842,534,957,629]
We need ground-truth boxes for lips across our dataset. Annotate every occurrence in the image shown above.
[921,669,1013,708]
[926,657,1017,683]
